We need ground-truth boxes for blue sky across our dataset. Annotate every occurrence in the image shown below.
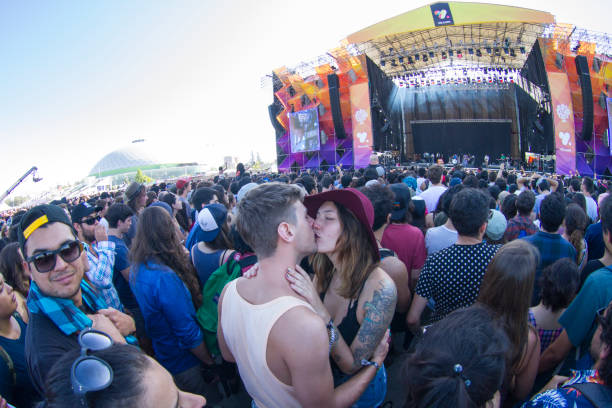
[0,0,608,196]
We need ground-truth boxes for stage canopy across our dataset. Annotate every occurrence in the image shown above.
[342,2,555,76]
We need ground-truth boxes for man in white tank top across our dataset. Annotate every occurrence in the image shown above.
[218,183,388,408]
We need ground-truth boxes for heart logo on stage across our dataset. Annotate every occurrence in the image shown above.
[434,9,448,19]
[355,109,368,125]
[559,132,571,146]
[357,132,368,143]
[556,104,571,122]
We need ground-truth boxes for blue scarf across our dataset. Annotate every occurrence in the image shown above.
[28,279,138,344]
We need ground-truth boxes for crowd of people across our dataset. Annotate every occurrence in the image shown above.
[0,157,611,407]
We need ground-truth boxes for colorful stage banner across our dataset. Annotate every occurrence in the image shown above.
[549,72,576,175]
[349,82,373,168]
[608,97,612,156]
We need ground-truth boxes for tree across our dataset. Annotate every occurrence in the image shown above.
[134,169,152,183]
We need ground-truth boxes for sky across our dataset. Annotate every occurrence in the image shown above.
[0,0,608,197]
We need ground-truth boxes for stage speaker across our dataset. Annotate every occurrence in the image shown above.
[555,52,564,70]
[593,57,602,73]
[575,55,594,141]
[327,73,347,139]
[600,92,608,110]
[268,104,286,135]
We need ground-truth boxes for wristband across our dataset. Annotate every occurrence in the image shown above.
[360,359,381,370]
[327,319,337,352]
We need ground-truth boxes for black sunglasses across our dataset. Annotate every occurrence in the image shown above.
[26,240,84,273]
[81,216,101,226]
[71,328,114,407]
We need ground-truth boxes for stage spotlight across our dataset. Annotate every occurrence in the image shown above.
[476,49,482,57]
[520,47,526,54]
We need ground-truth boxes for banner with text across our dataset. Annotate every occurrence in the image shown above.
[350,82,373,168]
[549,72,576,175]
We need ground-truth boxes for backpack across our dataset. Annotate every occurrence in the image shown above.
[196,252,257,359]
[563,382,612,407]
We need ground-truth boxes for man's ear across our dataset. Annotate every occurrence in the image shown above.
[73,222,82,235]
[277,221,294,243]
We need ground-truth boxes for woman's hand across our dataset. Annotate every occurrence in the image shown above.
[286,265,330,321]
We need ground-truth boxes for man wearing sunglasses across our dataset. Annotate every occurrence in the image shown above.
[71,202,124,312]
[19,204,137,398]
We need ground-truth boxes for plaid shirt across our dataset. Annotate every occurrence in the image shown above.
[528,310,562,354]
[84,241,123,311]
[504,215,538,242]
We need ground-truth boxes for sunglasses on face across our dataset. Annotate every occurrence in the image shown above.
[26,240,84,273]
[82,216,101,226]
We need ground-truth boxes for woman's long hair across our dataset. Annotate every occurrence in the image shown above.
[204,221,233,251]
[130,206,202,308]
[565,203,587,261]
[477,240,538,373]
[313,202,377,299]
[0,242,29,297]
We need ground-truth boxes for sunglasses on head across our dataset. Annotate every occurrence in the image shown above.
[26,240,84,273]
[81,216,101,226]
[72,328,114,407]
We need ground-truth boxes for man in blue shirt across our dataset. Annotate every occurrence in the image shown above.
[522,193,576,306]
[106,203,145,338]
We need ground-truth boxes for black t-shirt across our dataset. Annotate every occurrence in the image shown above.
[25,311,79,397]
[0,315,42,407]
[580,260,606,290]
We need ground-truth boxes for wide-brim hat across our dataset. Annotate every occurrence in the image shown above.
[304,188,379,260]
[125,182,145,202]
[197,203,228,242]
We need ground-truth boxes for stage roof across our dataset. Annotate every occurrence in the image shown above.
[342,2,555,76]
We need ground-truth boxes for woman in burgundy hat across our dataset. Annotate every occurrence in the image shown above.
[287,187,397,407]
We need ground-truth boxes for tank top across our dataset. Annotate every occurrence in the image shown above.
[221,280,314,408]
[191,245,226,286]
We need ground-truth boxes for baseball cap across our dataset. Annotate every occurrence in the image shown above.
[19,204,77,252]
[389,183,411,222]
[176,178,191,190]
[486,210,507,241]
[237,183,259,203]
[197,203,228,242]
[71,202,98,224]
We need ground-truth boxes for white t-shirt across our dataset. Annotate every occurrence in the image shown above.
[419,185,447,213]
[425,225,458,255]
[585,195,598,221]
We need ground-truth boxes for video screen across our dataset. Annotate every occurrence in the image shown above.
[289,107,320,153]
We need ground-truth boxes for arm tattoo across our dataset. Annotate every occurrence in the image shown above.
[352,280,397,366]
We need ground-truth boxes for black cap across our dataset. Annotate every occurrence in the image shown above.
[71,202,98,224]
[19,204,76,252]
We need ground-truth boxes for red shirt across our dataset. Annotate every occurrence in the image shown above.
[381,223,427,274]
